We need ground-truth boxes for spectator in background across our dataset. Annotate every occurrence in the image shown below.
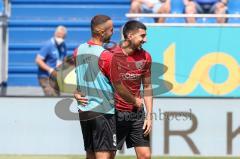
[184,0,228,23]
[130,0,171,23]
[35,25,67,96]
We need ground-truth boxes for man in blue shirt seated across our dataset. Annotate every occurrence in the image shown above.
[35,25,67,96]
[184,0,228,23]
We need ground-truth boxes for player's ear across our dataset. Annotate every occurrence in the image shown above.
[95,27,105,36]
[127,32,133,40]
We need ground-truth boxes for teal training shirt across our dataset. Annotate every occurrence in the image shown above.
[75,42,114,114]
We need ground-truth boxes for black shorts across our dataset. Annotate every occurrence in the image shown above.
[79,111,117,152]
[116,108,150,149]
[195,2,217,14]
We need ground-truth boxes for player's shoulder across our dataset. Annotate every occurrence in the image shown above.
[107,45,122,53]
[100,49,113,60]
[78,42,91,48]
[42,38,54,48]
[101,45,121,57]
[76,42,86,50]
[101,49,113,55]
[107,45,124,60]
[77,42,104,52]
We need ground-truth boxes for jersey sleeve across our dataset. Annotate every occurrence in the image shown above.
[143,52,152,77]
[38,42,51,60]
[110,52,125,84]
[73,48,78,65]
[98,50,112,79]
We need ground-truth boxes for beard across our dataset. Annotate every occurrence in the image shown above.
[103,36,111,43]
[133,41,144,50]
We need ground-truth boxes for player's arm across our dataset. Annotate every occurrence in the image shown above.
[142,75,153,136]
[113,82,142,107]
[35,43,56,75]
[74,47,88,106]
[142,53,153,136]
[73,89,88,106]
[143,76,153,115]
[35,54,54,74]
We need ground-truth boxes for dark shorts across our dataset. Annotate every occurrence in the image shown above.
[116,108,150,149]
[79,111,117,152]
[195,2,217,14]
[38,77,60,96]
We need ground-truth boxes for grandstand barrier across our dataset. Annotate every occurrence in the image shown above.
[0,97,239,156]
[126,13,240,24]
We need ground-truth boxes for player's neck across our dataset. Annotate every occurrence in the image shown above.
[89,38,103,46]
[121,41,134,56]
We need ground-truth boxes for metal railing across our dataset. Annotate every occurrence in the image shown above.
[126,13,240,18]
[3,0,11,16]
[126,13,240,26]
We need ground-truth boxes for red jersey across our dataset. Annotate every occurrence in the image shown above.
[98,50,112,79]
[100,45,152,112]
[73,48,78,61]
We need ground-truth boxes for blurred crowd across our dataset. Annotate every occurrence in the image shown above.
[130,0,229,23]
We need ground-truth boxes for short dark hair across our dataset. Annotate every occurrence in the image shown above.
[91,15,111,36]
[122,20,146,39]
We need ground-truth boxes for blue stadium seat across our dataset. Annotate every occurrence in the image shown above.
[138,17,155,23]
[228,0,240,14]
[11,4,129,20]
[227,0,240,23]
[9,43,77,50]
[0,0,3,13]
[165,17,185,23]
[9,51,36,65]
[8,73,39,86]
[8,20,125,28]
[9,64,37,73]
[9,27,121,46]
[197,17,217,23]
[171,0,184,13]
[11,0,130,5]
[228,18,240,23]
[9,27,91,43]
[166,0,185,23]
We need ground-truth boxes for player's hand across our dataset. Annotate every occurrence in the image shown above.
[74,91,88,106]
[134,97,143,109]
[143,114,152,136]
[51,70,58,78]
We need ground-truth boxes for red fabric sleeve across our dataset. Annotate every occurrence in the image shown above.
[110,52,126,84]
[98,50,112,79]
[73,48,78,64]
